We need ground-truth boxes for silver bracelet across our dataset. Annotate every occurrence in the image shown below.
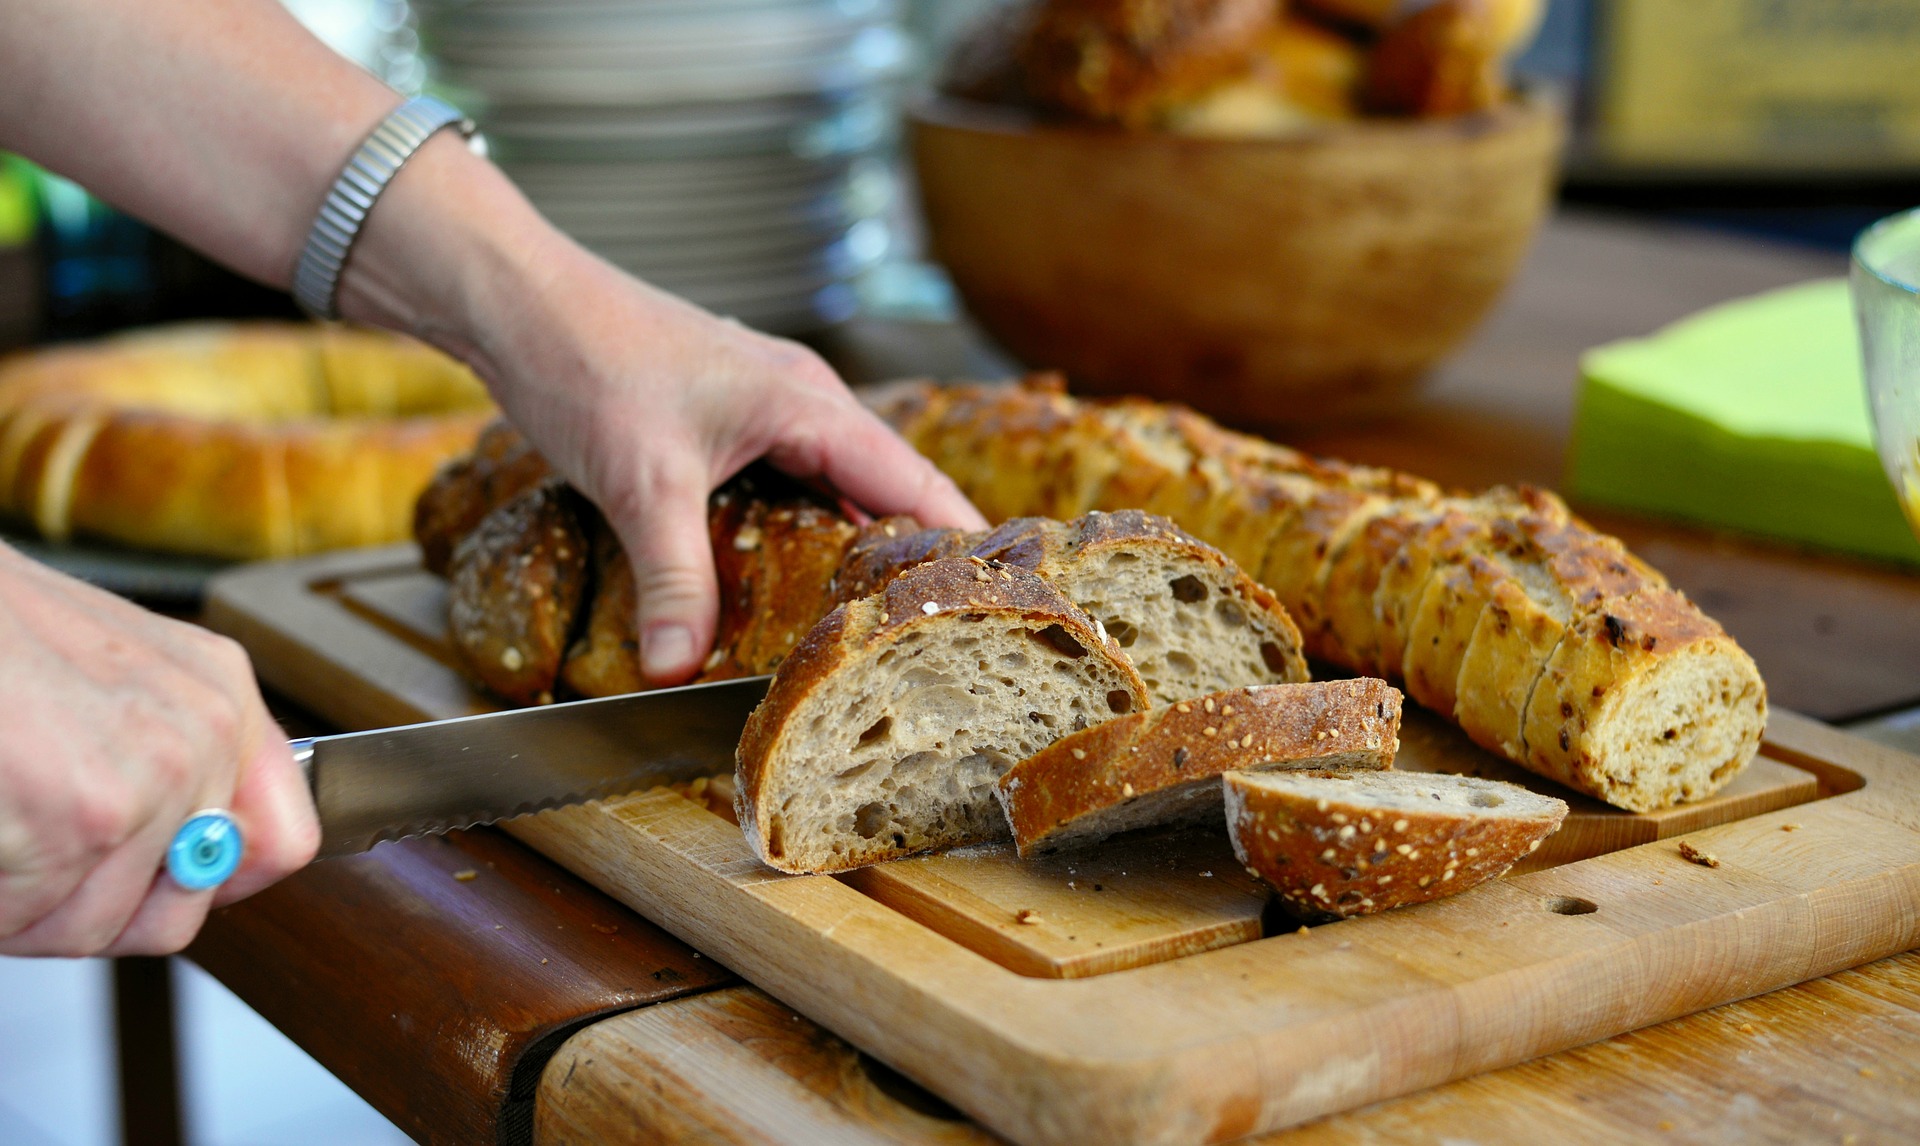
[292,95,486,320]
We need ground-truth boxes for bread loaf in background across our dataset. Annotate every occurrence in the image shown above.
[865,377,1767,813]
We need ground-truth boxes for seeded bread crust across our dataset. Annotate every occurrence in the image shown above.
[998,679,1402,856]
[413,420,553,577]
[1224,769,1569,921]
[444,480,590,706]
[735,557,1151,873]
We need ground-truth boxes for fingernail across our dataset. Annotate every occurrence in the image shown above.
[642,623,696,680]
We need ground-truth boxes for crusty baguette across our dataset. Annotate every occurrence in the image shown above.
[867,378,1767,812]
[1520,588,1767,813]
[827,509,1309,705]
[1224,768,1567,920]
[997,679,1401,856]
[414,420,553,577]
[735,557,1151,874]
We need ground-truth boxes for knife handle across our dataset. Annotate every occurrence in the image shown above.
[164,739,318,891]
[166,810,243,891]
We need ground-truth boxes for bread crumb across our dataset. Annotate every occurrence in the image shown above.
[452,869,478,882]
[1737,1022,1756,1034]
[1859,1066,1877,1078]
[1016,909,1043,925]
[1200,870,1213,878]
[1781,823,1801,832]
[592,923,618,935]
[541,958,549,965]
[1678,841,1721,868]
[1656,1121,1674,1132]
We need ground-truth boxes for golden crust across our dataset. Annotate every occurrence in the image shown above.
[999,679,1401,855]
[414,420,553,577]
[0,321,494,560]
[1017,0,1279,127]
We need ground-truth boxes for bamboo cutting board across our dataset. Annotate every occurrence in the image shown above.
[207,546,1920,1145]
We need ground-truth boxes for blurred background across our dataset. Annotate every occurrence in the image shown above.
[2,1,1918,1143]
[3,0,1917,351]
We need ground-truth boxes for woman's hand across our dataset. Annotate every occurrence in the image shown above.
[341,140,987,684]
[0,546,319,956]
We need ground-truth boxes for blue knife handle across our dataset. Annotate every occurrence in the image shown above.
[163,739,316,891]
[166,810,244,891]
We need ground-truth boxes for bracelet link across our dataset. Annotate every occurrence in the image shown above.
[292,95,483,321]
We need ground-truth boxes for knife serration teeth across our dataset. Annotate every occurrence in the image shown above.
[371,777,654,848]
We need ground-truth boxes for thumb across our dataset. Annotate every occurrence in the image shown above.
[605,469,719,686]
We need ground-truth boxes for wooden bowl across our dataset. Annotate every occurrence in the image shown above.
[909,95,1564,426]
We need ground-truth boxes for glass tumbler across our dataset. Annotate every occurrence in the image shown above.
[1855,207,1920,538]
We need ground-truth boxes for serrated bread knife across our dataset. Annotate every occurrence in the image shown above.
[162,676,771,890]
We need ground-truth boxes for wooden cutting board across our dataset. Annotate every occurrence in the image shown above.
[207,545,1920,1146]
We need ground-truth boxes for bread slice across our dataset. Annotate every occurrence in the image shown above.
[1224,769,1568,920]
[826,510,1310,706]
[997,679,1402,857]
[1520,587,1767,812]
[735,557,1150,874]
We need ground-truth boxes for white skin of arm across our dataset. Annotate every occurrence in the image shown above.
[0,0,983,955]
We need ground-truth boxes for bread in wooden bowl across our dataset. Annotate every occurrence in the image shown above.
[1224,768,1567,920]
[0,322,494,559]
[735,557,1150,874]
[997,678,1401,856]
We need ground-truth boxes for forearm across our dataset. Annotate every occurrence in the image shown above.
[0,0,395,285]
[0,0,572,380]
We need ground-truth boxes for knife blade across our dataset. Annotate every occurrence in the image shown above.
[300,675,771,858]
[164,675,769,886]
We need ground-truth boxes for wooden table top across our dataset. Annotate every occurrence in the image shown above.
[189,211,1920,1145]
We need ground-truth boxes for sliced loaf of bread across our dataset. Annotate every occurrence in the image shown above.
[1224,769,1568,920]
[997,679,1402,857]
[735,557,1150,874]
[829,509,1310,705]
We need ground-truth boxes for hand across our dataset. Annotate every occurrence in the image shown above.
[341,145,987,685]
[0,547,319,956]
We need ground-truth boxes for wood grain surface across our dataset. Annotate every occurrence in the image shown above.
[502,708,1920,1145]
[540,955,1920,1146]
[188,771,733,1145]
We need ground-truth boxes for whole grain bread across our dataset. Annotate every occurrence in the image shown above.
[735,557,1151,874]
[1224,769,1568,920]
[830,509,1310,705]
[997,679,1402,856]
[443,479,589,706]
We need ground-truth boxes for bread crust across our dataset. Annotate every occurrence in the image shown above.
[0,322,493,560]
[999,679,1402,856]
[414,420,553,577]
[1225,769,1567,920]
[445,481,590,706]
[735,557,1151,872]
[1017,0,1279,127]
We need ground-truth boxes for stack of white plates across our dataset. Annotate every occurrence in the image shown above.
[415,0,909,332]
